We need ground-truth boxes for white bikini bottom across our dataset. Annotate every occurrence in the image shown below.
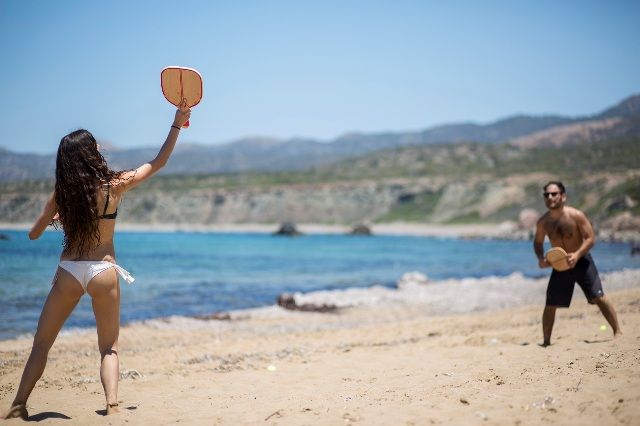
[56,260,135,292]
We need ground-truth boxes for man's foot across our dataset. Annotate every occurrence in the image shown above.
[4,403,28,420]
[539,340,551,347]
[106,403,121,415]
[614,330,623,338]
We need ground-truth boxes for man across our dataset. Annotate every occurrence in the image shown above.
[533,181,621,346]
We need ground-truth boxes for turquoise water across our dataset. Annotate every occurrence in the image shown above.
[1,229,638,340]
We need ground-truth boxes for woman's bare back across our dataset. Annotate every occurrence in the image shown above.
[60,180,124,261]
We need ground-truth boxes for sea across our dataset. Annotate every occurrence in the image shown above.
[1,229,638,340]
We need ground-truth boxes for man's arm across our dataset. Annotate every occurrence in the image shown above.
[533,219,550,268]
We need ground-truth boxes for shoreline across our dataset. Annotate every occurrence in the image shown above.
[3,221,638,241]
[3,268,639,343]
[0,221,527,238]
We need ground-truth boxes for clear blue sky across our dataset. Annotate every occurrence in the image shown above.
[1,0,639,153]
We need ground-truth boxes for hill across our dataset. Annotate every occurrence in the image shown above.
[2,136,638,231]
[1,94,638,182]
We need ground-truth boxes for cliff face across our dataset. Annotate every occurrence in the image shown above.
[1,180,413,224]
[2,172,635,227]
[0,192,51,223]
[120,181,404,224]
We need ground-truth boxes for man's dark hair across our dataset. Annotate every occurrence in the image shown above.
[543,181,566,194]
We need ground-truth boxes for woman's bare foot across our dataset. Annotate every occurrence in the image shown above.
[4,403,28,420]
[106,403,121,415]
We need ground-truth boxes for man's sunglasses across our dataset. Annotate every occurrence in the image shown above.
[543,191,560,198]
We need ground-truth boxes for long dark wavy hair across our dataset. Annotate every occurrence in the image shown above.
[55,129,122,256]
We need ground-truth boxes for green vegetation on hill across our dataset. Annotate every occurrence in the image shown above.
[308,136,640,181]
[1,137,638,226]
[3,137,638,192]
[588,177,640,218]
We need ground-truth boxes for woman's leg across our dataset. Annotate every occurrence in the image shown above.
[87,268,121,415]
[7,268,83,418]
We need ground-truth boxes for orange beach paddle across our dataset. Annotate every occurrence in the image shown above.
[161,66,203,127]
[545,247,571,271]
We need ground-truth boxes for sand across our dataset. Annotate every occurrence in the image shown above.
[1,284,639,425]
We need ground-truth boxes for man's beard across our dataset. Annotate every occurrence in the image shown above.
[547,202,563,211]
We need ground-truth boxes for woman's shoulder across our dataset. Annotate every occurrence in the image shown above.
[104,173,131,195]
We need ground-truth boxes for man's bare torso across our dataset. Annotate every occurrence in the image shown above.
[540,206,584,252]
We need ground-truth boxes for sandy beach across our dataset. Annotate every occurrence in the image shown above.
[1,271,639,425]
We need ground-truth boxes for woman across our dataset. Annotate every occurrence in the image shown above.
[4,105,191,419]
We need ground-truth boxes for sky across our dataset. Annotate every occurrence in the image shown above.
[1,0,639,154]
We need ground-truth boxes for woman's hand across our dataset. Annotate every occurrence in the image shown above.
[172,101,191,128]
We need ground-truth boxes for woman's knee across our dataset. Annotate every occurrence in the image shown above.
[31,334,54,355]
[97,333,119,354]
[99,343,119,358]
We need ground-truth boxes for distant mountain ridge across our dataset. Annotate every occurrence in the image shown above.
[1,94,639,182]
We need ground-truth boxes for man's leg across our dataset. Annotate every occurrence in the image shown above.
[591,295,621,336]
[577,255,621,337]
[543,269,572,347]
[542,306,557,346]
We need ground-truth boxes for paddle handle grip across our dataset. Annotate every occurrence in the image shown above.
[182,120,190,128]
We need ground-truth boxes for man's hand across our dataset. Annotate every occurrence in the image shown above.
[566,252,579,268]
[538,258,551,269]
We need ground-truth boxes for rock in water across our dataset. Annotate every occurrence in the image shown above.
[277,293,338,312]
[349,224,372,235]
[273,222,303,236]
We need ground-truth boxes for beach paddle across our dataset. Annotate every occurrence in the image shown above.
[545,247,571,271]
[161,66,203,127]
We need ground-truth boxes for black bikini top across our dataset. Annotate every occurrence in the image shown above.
[98,183,118,220]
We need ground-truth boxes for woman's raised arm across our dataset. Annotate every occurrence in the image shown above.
[120,105,191,191]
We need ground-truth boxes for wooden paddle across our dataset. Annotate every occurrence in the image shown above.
[545,247,571,271]
[161,66,203,127]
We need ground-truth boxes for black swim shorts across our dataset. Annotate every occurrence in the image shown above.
[546,253,604,307]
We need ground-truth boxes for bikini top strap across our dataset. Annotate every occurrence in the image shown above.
[103,182,110,216]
